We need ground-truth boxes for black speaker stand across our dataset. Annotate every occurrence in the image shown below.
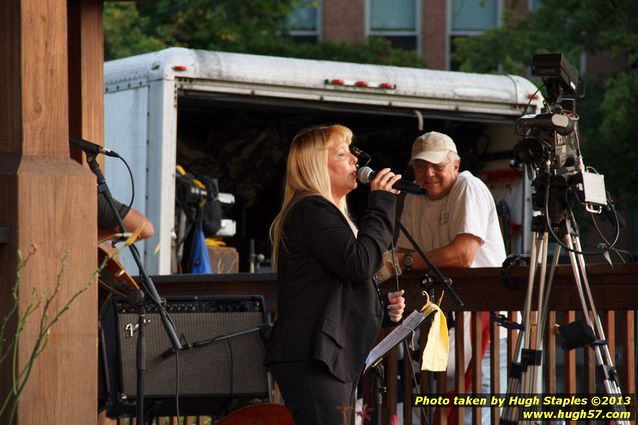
[128,289,147,424]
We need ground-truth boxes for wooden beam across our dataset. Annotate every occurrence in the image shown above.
[471,312,481,425]
[148,263,638,314]
[0,0,97,423]
[564,311,577,393]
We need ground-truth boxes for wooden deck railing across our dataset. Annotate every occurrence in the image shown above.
[106,262,638,424]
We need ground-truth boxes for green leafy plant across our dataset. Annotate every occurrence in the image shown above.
[0,244,108,424]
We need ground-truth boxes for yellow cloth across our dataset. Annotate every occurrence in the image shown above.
[421,306,449,372]
[206,237,226,247]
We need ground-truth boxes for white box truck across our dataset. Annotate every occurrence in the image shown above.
[104,47,542,275]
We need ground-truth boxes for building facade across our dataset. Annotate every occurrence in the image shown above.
[288,0,534,70]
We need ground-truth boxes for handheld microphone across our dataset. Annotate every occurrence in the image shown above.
[357,166,427,196]
[70,136,120,158]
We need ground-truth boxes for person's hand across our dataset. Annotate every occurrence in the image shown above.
[387,289,406,322]
[370,168,401,195]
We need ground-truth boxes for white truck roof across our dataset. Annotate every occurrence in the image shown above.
[105,47,541,119]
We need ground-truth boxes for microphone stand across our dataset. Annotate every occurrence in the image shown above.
[395,218,464,424]
[371,364,384,425]
[161,323,272,359]
[86,153,182,425]
[395,219,463,307]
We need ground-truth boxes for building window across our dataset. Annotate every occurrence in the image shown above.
[288,0,322,43]
[367,0,420,52]
[451,0,498,32]
[529,0,540,11]
[449,0,500,70]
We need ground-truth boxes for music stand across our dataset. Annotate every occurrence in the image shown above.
[393,217,464,424]
[365,310,436,425]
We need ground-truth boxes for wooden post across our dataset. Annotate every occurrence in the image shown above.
[0,0,97,423]
[68,0,104,154]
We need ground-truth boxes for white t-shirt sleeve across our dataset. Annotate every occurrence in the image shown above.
[396,197,413,250]
[448,174,491,244]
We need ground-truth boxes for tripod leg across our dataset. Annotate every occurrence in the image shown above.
[538,243,561,340]
[564,233,629,424]
[522,232,541,352]
[521,239,562,403]
[564,235,603,362]
[522,233,549,397]
[571,235,615,367]
[500,232,544,425]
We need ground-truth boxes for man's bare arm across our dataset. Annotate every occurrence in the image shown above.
[396,233,481,270]
[98,207,155,243]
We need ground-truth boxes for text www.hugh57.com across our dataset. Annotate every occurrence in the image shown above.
[522,409,632,421]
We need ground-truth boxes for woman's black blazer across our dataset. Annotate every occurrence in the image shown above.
[264,191,396,382]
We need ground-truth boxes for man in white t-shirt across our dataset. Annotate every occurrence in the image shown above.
[396,131,507,422]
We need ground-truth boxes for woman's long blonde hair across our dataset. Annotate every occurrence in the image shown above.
[269,124,355,268]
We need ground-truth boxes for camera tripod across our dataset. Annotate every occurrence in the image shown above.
[499,183,629,424]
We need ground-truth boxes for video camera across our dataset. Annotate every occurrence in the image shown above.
[512,53,606,215]
[513,54,582,171]
[531,53,582,104]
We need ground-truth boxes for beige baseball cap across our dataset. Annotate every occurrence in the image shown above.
[410,131,457,164]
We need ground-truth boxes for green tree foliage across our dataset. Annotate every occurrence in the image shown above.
[104,0,425,68]
[246,36,426,67]
[452,0,638,207]
[104,3,166,60]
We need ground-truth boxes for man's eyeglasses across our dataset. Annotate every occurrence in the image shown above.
[412,160,450,173]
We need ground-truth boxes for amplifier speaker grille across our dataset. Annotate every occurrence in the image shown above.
[99,295,269,418]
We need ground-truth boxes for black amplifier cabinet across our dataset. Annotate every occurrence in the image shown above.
[99,295,270,418]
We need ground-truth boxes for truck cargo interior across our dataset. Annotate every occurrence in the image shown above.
[104,48,539,275]
[175,92,518,272]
